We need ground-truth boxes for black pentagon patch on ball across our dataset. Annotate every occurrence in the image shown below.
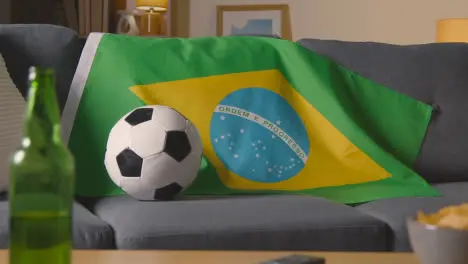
[125,108,153,126]
[116,148,143,177]
[153,183,183,201]
[163,131,192,162]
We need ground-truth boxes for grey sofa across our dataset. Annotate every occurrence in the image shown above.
[1,24,467,252]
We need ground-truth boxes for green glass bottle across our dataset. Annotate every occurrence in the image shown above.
[9,67,75,264]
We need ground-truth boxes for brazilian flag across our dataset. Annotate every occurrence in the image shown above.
[62,33,439,204]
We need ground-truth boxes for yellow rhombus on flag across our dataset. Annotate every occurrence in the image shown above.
[63,33,439,204]
[131,69,391,191]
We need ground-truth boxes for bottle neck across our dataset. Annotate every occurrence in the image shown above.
[23,67,62,146]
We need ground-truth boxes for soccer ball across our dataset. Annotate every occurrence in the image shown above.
[104,105,203,201]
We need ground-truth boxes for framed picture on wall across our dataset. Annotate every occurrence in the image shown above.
[216,4,292,40]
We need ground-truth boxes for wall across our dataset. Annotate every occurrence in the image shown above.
[127,0,135,10]
[189,0,468,44]
[0,0,11,24]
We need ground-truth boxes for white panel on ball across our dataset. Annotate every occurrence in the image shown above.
[106,120,132,155]
[185,120,203,155]
[120,176,155,201]
[104,150,124,186]
[174,152,202,187]
[129,121,166,158]
[152,105,188,131]
[141,152,184,188]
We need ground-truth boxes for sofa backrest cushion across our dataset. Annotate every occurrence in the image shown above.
[298,38,468,183]
[2,25,467,183]
[0,24,82,112]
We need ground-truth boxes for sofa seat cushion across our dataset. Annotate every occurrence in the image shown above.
[71,202,115,249]
[91,194,388,251]
[0,201,114,249]
[356,182,468,252]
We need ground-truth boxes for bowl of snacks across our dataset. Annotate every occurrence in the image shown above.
[407,203,468,264]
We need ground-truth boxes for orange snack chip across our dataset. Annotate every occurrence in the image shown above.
[417,203,468,230]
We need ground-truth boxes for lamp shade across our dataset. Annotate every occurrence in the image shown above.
[436,18,468,43]
[136,0,168,11]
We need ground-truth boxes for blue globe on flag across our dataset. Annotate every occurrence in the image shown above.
[210,88,310,183]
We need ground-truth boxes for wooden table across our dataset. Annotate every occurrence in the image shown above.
[0,250,419,264]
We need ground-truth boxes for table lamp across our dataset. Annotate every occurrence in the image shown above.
[135,0,169,36]
[436,18,468,43]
